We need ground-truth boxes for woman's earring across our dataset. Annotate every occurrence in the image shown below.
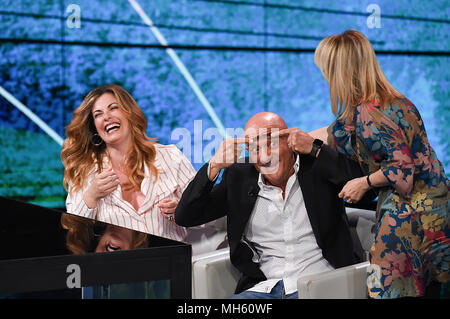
[90,133,104,146]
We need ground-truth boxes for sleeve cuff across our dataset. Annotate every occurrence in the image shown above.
[207,161,220,182]
[66,193,98,219]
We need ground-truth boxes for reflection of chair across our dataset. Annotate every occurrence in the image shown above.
[191,208,376,299]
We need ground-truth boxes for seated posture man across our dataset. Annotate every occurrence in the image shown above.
[175,112,364,298]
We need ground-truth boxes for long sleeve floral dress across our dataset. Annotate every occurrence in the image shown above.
[327,97,449,298]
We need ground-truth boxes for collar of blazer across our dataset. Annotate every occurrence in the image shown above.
[231,162,260,243]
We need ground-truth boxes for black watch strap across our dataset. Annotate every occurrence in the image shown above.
[310,139,323,157]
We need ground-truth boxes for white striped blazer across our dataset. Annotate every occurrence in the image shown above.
[65,144,196,242]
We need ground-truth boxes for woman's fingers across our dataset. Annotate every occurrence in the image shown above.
[158,199,178,219]
[339,183,357,203]
[158,199,177,208]
[102,184,119,195]
[98,169,118,181]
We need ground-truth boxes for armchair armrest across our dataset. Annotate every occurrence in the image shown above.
[297,261,370,299]
[192,248,240,299]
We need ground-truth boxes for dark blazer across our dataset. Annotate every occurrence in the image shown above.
[175,145,365,294]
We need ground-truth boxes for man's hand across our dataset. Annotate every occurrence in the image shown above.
[208,137,247,181]
[272,128,315,154]
[83,168,120,208]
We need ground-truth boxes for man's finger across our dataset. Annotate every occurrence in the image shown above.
[270,128,294,138]
[234,137,249,144]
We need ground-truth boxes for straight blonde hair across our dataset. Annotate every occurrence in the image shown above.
[314,30,403,121]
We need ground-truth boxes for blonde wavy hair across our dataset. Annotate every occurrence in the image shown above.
[314,30,403,121]
[62,84,158,193]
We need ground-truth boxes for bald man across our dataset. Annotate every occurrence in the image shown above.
[175,112,365,299]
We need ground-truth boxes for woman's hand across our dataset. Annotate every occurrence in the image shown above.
[83,168,120,208]
[338,176,370,204]
[158,198,179,221]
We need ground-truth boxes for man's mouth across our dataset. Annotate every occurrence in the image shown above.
[258,161,280,174]
[105,122,120,134]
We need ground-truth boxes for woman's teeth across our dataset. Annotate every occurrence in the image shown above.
[106,244,120,252]
[105,123,120,133]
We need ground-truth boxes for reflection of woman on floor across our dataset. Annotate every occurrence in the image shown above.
[61,213,148,254]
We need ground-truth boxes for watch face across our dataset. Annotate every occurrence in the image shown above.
[313,139,323,147]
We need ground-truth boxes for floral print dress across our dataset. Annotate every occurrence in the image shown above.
[328,97,449,298]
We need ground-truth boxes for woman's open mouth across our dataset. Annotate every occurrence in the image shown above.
[105,122,120,134]
[106,243,121,252]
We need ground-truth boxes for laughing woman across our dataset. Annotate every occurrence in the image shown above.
[61,84,196,242]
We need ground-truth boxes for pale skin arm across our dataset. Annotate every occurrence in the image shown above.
[308,126,329,145]
[338,169,390,203]
[276,126,390,203]
[308,126,390,203]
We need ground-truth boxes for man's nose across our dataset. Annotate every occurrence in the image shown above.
[258,146,271,165]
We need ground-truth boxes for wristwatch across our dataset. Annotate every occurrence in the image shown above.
[310,139,323,157]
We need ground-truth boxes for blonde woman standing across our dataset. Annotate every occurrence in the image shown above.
[62,84,196,242]
[313,30,449,298]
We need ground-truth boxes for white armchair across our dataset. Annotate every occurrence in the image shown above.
[346,207,377,261]
[191,208,376,299]
[295,207,376,299]
[191,248,239,299]
[297,261,370,299]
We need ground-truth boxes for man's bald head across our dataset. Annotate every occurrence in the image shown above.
[243,112,295,188]
[244,112,288,133]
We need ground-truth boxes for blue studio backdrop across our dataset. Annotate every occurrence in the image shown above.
[0,0,449,208]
